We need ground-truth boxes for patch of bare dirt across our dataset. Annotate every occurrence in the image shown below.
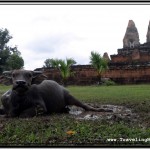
[68,104,138,123]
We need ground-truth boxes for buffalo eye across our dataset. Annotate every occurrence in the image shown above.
[12,73,16,78]
[27,73,32,78]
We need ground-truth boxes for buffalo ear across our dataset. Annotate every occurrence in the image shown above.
[31,71,47,84]
[2,71,12,79]
[32,71,44,78]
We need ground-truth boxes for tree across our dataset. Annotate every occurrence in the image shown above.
[44,59,52,68]
[90,51,108,84]
[6,54,24,70]
[0,49,10,73]
[45,58,76,86]
[58,58,76,86]
[44,58,60,68]
[0,28,24,74]
[0,28,12,51]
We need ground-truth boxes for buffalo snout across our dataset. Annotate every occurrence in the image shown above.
[16,80,27,86]
[13,79,29,94]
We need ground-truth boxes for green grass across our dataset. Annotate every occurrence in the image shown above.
[0,84,150,146]
[0,84,12,96]
[68,85,150,103]
[0,116,149,146]
[68,85,150,113]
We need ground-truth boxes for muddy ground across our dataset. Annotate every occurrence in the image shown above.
[68,103,139,125]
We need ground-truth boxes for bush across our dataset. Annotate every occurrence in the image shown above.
[103,80,116,86]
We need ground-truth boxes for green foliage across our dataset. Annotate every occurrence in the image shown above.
[44,58,76,86]
[58,58,76,83]
[0,49,10,73]
[90,51,108,83]
[103,80,116,86]
[0,28,12,50]
[0,28,24,74]
[6,54,24,70]
[44,58,59,68]
[50,58,61,68]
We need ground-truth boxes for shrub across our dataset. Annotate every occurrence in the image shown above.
[103,80,116,86]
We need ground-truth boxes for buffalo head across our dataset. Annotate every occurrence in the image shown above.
[3,69,44,94]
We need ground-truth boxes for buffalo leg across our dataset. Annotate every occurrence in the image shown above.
[19,107,37,118]
[65,93,112,112]
[20,104,46,118]
[0,106,6,115]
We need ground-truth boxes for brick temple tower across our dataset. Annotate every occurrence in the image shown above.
[103,20,150,84]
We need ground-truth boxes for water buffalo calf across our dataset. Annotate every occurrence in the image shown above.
[0,69,112,118]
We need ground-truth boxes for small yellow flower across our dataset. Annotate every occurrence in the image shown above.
[66,130,76,135]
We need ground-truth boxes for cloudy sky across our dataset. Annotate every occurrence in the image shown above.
[0,4,150,70]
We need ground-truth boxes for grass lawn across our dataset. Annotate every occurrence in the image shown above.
[68,84,150,113]
[0,84,149,147]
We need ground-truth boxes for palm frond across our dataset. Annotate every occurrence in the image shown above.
[58,58,76,80]
[90,51,108,75]
[66,58,76,67]
[49,58,60,68]
[46,58,76,85]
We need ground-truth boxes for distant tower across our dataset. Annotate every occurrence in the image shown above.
[103,52,110,62]
[123,20,140,48]
[146,20,150,43]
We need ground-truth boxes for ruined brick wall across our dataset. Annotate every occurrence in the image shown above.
[103,65,150,84]
[111,51,150,63]
[111,55,130,63]
[41,65,98,85]
[140,53,150,62]
[36,64,150,85]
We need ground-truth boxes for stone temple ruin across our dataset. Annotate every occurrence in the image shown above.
[110,20,150,64]
[34,20,150,85]
[104,20,150,84]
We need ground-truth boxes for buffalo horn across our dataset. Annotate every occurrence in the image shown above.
[3,71,12,79]
[41,74,48,79]
[3,71,12,75]
[33,71,43,74]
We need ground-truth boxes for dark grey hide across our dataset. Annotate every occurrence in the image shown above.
[0,69,112,118]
